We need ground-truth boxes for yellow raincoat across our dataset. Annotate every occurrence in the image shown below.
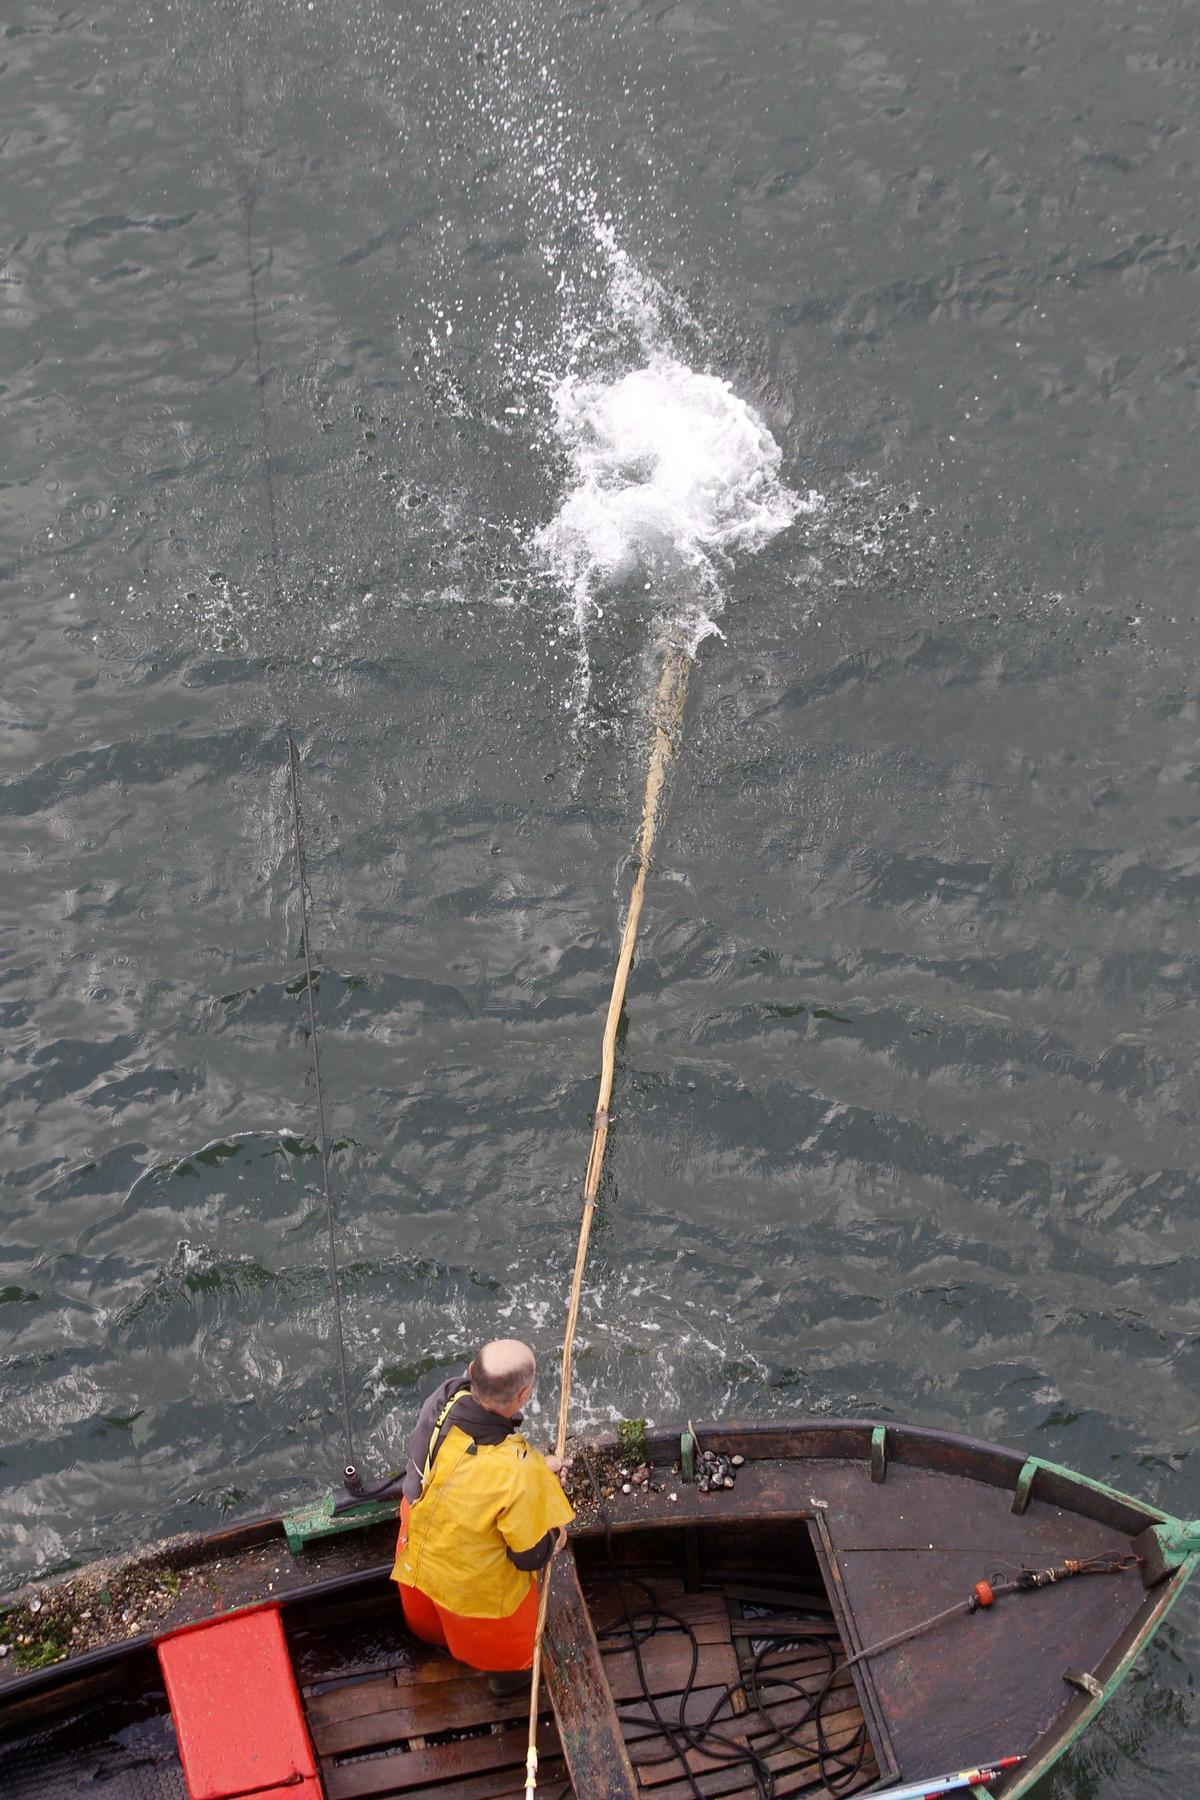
[392,1423,575,1619]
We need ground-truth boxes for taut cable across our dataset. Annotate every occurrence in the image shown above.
[525,635,692,1794]
[237,103,357,1480]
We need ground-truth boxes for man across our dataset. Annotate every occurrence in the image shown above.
[392,1339,574,1692]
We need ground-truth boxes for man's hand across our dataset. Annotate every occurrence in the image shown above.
[545,1452,572,1481]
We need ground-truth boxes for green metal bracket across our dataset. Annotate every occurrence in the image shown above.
[1010,1454,1174,1521]
[282,1492,399,1555]
[870,1425,887,1484]
[680,1427,697,1484]
[1012,1457,1038,1515]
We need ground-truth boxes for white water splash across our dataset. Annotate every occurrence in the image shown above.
[537,354,816,654]
[530,227,820,694]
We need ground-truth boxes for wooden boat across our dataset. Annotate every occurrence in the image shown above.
[1,1418,1195,1799]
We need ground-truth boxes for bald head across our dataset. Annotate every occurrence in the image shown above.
[469,1339,536,1415]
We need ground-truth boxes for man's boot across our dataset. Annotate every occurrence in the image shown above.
[486,1668,530,1698]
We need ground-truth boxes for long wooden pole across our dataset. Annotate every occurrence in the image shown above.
[525,635,692,1795]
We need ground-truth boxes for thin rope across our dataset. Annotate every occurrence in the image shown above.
[842,1550,1139,1673]
[237,117,357,1478]
[526,636,692,1794]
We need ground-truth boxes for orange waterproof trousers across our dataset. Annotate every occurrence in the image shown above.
[394,1497,540,1672]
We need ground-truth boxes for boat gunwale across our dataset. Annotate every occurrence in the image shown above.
[0,1416,1171,1615]
[660,1419,1173,1537]
[0,1416,1189,1748]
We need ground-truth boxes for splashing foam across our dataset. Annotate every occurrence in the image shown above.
[535,239,820,688]
[538,357,811,650]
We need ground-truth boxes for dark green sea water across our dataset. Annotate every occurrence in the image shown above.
[2,2,1198,1789]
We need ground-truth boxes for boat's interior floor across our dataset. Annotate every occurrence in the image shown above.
[295,1555,880,1798]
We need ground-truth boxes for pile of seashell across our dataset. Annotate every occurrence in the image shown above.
[694,1449,744,1493]
[616,1463,656,1495]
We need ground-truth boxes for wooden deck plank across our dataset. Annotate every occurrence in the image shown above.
[308,1672,401,1726]
[650,1770,768,1799]
[763,1738,876,1800]
[600,1636,741,1702]
[586,1588,728,1628]
[446,1771,572,1800]
[312,1685,550,1757]
[768,1763,876,1800]
[387,1654,500,1691]
[591,1608,736,1649]
[309,1669,538,1742]
[730,1618,840,1639]
[615,1618,734,1648]
[322,1717,561,1798]
[326,1753,574,1800]
[543,1551,639,1800]
[630,1731,752,1789]
[736,1651,854,1690]
[739,1670,863,1739]
[330,1769,571,1800]
[614,1684,740,1742]
[588,1574,687,1598]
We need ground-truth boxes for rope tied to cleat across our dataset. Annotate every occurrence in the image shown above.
[842,1550,1140,1676]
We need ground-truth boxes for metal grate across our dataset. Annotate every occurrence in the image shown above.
[0,1702,186,1799]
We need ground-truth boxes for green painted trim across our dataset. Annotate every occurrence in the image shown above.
[1012,1457,1036,1514]
[870,1425,888,1484]
[998,1552,1199,1799]
[680,1428,697,1483]
[282,1493,399,1554]
[1009,1453,1177,1524]
[1144,1517,1200,1575]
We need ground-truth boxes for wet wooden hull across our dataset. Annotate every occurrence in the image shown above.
[0,1420,1192,1798]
